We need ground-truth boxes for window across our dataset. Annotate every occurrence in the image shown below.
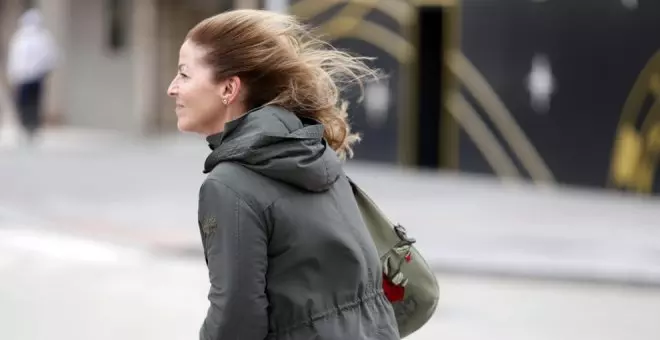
[22,0,35,11]
[106,0,127,52]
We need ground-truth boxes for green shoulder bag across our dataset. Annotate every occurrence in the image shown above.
[349,179,440,338]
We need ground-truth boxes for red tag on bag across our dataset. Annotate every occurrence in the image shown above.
[382,273,405,302]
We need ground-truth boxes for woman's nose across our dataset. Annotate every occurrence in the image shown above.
[167,81,177,97]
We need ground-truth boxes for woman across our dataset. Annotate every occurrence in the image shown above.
[167,9,399,340]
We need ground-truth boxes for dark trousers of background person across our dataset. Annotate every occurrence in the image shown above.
[14,77,45,141]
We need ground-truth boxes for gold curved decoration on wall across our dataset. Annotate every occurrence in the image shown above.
[638,79,660,193]
[291,0,415,64]
[290,0,413,27]
[609,51,660,193]
[320,0,379,36]
[448,93,522,178]
[324,20,415,64]
[448,50,556,184]
[614,52,660,128]
[289,0,339,19]
[293,0,546,180]
[412,0,458,5]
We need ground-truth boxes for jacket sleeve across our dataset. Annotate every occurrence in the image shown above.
[198,178,269,340]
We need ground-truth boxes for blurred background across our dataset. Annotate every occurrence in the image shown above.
[2,0,660,339]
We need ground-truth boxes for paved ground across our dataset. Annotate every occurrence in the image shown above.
[1,127,660,285]
[2,225,660,340]
[1,128,660,339]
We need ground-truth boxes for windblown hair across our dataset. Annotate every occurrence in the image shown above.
[186,9,380,159]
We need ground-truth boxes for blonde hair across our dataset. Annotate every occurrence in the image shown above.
[186,9,380,159]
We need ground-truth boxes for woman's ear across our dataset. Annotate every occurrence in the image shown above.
[219,76,242,104]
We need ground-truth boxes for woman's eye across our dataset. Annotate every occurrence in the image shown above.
[179,72,189,79]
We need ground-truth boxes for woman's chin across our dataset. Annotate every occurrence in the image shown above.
[176,117,195,133]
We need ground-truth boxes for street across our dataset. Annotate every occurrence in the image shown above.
[2,226,660,340]
[1,130,660,284]
[1,129,660,339]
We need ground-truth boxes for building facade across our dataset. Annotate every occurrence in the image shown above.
[0,0,266,135]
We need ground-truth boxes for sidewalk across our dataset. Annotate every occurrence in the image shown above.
[2,225,660,340]
[2,127,660,286]
[346,163,660,285]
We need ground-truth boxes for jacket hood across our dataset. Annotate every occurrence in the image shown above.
[203,105,343,192]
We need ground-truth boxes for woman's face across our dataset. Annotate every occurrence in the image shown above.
[167,40,228,135]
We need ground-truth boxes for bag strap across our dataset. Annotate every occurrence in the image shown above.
[347,176,417,286]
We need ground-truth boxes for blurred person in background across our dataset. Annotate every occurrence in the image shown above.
[167,9,399,340]
[6,8,58,144]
